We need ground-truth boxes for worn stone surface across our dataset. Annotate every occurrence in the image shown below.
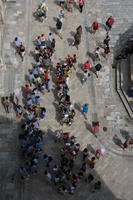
[0,0,133,200]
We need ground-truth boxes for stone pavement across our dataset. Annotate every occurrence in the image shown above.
[0,0,32,199]
[1,0,133,200]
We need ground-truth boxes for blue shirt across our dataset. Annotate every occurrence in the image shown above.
[83,105,88,113]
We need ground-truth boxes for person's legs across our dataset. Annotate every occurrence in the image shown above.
[5,105,9,113]
[79,5,83,13]
[82,77,87,85]
[43,11,47,19]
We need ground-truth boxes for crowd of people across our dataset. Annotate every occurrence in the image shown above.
[16,31,57,178]
[55,54,77,126]
[2,0,133,197]
[43,129,103,194]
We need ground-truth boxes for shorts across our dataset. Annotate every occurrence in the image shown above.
[57,28,62,33]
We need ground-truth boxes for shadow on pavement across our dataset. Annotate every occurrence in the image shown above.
[112,134,123,149]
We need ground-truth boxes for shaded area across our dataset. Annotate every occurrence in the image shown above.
[113,25,133,118]
[22,127,121,200]
[0,115,21,200]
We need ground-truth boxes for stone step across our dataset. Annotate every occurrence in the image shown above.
[130,53,133,82]
[116,60,133,118]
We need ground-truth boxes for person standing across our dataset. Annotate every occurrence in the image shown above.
[79,0,84,13]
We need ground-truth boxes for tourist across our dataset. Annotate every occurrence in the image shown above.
[103,33,110,47]
[123,136,132,151]
[93,121,99,137]
[14,37,22,48]
[59,0,65,10]
[3,97,10,113]
[48,33,53,47]
[104,46,110,58]
[84,59,91,71]
[82,70,88,85]
[56,18,63,39]
[79,0,84,13]
[18,43,26,61]
[105,16,114,31]
[90,156,96,169]
[95,47,101,62]
[82,103,89,120]
[44,170,52,182]
[95,148,105,159]
[59,10,64,22]
[92,21,99,34]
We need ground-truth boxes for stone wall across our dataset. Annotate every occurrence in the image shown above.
[0,0,5,95]
[0,0,4,24]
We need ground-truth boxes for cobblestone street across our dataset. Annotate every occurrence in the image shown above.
[0,0,133,200]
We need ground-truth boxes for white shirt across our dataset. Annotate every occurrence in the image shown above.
[14,37,22,47]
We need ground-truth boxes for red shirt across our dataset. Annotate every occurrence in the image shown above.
[57,76,62,84]
[108,17,114,26]
[45,71,49,81]
[79,0,84,6]
[93,22,99,30]
[25,86,29,94]
[66,56,73,65]
[84,61,90,70]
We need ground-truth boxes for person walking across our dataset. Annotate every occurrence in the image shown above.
[92,121,99,137]
[41,2,48,20]
[48,33,53,47]
[92,21,99,34]
[79,0,84,13]
[90,156,96,169]
[123,136,132,151]
[95,148,105,159]
[73,32,81,50]
[105,16,114,31]
[82,70,88,85]
[103,33,110,48]
[3,97,10,113]
[59,10,64,22]
[84,59,91,71]
[104,46,110,59]
[19,43,26,61]
[56,18,63,39]
[82,103,89,120]
[95,47,101,62]
[76,25,82,35]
